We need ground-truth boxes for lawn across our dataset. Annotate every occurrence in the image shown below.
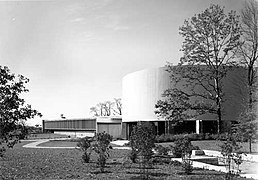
[0,141,253,180]
[38,139,258,154]
[27,133,69,139]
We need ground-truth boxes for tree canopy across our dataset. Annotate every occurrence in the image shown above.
[0,66,42,141]
[156,4,242,133]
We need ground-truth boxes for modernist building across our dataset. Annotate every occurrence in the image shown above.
[43,66,249,139]
[121,67,248,139]
[42,116,122,138]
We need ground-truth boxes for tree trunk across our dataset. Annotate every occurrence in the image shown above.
[249,137,252,153]
[215,77,222,134]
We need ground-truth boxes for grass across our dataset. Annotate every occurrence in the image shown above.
[27,133,69,139]
[0,141,253,180]
[38,139,258,154]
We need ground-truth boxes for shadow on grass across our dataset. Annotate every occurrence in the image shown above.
[176,171,223,176]
[91,170,112,174]
[126,171,169,177]
[129,175,166,180]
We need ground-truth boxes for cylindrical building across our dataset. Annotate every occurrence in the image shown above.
[122,67,248,139]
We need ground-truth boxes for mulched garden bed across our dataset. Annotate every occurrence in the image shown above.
[0,141,251,180]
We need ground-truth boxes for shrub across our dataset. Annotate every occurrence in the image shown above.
[172,136,193,158]
[220,134,243,179]
[130,122,156,178]
[154,145,170,156]
[182,158,193,174]
[76,137,92,163]
[204,133,212,140]
[171,136,194,174]
[128,149,137,163]
[0,146,6,157]
[92,132,113,172]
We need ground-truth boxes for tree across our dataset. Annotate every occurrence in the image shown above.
[91,132,113,173]
[90,106,100,116]
[102,101,113,116]
[237,0,258,111]
[156,4,241,133]
[113,98,122,115]
[89,98,122,117]
[234,108,258,153]
[0,66,41,151]
[220,134,243,179]
[129,122,156,179]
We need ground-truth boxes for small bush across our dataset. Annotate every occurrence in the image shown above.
[128,150,137,163]
[0,146,6,157]
[204,133,212,140]
[154,145,170,156]
[152,156,171,164]
[92,132,113,172]
[170,160,182,166]
[77,137,92,163]
[182,158,193,174]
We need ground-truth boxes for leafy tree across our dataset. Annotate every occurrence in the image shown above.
[0,66,41,153]
[156,4,241,133]
[233,108,257,153]
[237,0,258,111]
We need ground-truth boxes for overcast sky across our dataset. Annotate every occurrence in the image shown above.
[0,0,244,125]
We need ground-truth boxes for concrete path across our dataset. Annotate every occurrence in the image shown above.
[22,139,131,149]
[23,139,75,149]
[172,157,258,179]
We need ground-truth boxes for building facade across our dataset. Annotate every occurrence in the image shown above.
[121,67,248,139]
[42,116,122,138]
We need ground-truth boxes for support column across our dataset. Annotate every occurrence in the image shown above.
[196,120,203,134]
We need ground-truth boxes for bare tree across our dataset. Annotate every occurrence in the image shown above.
[90,98,122,117]
[113,98,122,115]
[103,101,113,116]
[90,106,99,116]
[238,0,258,111]
[97,103,106,116]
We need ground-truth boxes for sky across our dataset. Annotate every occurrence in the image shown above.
[0,0,245,126]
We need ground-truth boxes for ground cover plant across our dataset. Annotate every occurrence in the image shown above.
[1,141,254,180]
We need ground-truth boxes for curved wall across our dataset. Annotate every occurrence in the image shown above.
[122,67,248,123]
[122,67,170,122]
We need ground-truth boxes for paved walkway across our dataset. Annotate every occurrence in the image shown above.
[22,139,258,179]
[22,139,131,149]
[22,139,75,149]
